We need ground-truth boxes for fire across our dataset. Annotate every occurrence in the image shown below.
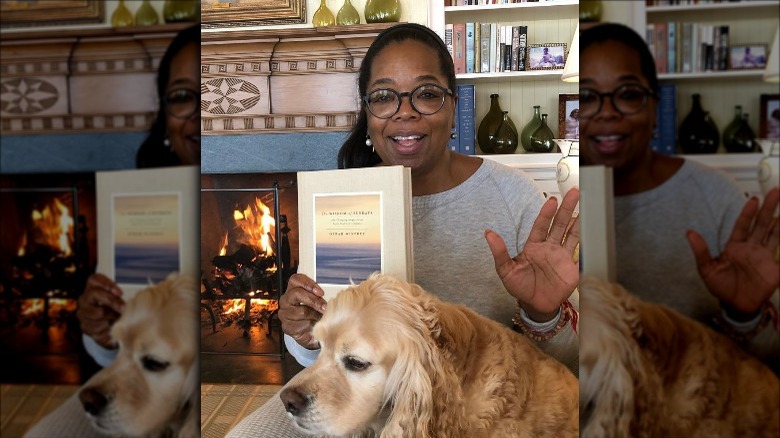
[21,299,44,316]
[233,197,275,256]
[18,197,74,256]
[220,298,278,316]
[219,233,228,256]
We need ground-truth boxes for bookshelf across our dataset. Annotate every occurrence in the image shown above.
[631,1,778,153]
[429,1,579,155]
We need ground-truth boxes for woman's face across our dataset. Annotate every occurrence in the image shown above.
[365,39,456,173]
[580,40,656,170]
[165,42,200,165]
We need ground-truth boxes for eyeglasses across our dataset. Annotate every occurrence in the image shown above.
[579,84,656,118]
[363,83,453,119]
[163,88,198,119]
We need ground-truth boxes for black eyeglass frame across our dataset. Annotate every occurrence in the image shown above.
[362,83,454,119]
[162,88,199,119]
[579,84,658,118]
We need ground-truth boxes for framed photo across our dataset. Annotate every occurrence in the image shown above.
[0,0,103,29]
[759,94,780,140]
[527,43,567,70]
[729,44,768,70]
[201,0,306,28]
[559,94,580,140]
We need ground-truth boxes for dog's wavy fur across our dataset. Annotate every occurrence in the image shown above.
[79,274,198,438]
[280,273,578,438]
[579,275,779,438]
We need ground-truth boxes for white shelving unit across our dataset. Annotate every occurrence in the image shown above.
[632,1,778,151]
[428,0,578,155]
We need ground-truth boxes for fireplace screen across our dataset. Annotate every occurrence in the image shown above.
[201,174,297,357]
[0,174,96,369]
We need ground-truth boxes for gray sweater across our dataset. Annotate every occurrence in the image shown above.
[286,159,579,372]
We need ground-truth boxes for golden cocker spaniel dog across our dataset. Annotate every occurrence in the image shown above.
[78,274,198,438]
[579,275,779,438]
[280,273,579,438]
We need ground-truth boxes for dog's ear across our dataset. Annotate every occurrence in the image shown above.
[380,283,469,437]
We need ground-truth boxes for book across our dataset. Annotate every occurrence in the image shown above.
[96,165,199,300]
[296,166,414,301]
[655,22,667,73]
[449,93,460,152]
[480,22,492,73]
[656,84,677,155]
[466,22,476,74]
[717,25,729,71]
[453,23,466,75]
[511,26,520,71]
[457,84,476,155]
[474,22,481,73]
[444,24,454,62]
[667,22,676,73]
[517,26,528,71]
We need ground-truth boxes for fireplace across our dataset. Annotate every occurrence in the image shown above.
[0,174,96,382]
[200,173,298,357]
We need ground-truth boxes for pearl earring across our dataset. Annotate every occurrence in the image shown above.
[365,135,374,153]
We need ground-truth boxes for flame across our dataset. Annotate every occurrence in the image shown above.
[18,197,75,256]
[220,298,278,316]
[232,197,275,256]
[21,299,44,316]
[218,233,228,256]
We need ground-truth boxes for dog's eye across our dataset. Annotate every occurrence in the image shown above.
[141,356,170,372]
[343,356,371,372]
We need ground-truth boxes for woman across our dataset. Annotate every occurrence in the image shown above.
[24,24,200,438]
[579,23,779,365]
[228,23,579,437]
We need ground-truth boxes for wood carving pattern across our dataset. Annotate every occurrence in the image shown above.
[202,78,262,115]
[0,78,59,114]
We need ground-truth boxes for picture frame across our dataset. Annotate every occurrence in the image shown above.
[526,43,567,71]
[0,0,104,29]
[558,94,580,140]
[759,94,780,140]
[201,0,306,28]
[729,44,768,70]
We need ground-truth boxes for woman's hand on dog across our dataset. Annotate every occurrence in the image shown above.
[687,186,780,319]
[486,188,580,323]
[77,273,125,349]
[280,273,328,350]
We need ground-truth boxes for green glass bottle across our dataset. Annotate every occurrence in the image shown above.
[134,0,159,26]
[530,114,555,153]
[111,0,134,28]
[477,94,504,154]
[313,0,336,27]
[163,0,199,23]
[520,105,542,152]
[365,0,401,24]
[580,0,603,22]
[491,111,519,154]
[337,0,360,26]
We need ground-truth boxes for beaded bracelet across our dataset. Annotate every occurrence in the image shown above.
[712,301,778,343]
[512,300,578,342]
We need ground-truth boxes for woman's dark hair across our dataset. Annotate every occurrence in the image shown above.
[136,24,199,168]
[337,23,456,169]
[580,23,659,95]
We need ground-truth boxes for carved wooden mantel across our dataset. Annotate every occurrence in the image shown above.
[201,23,397,135]
[0,23,191,135]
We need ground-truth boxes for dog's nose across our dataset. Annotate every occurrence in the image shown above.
[280,387,309,416]
[79,387,108,416]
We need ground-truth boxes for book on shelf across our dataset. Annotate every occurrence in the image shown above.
[517,26,528,71]
[457,84,476,155]
[449,90,460,152]
[656,84,677,155]
[648,22,729,73]
[297,166,414,301]
[96,166,199,300]
[453,23,466,75]
[445,24,454,62]
[474,22,482,73]
[480,23,491,73]
[667,22,677,73]
[466,22,476,74]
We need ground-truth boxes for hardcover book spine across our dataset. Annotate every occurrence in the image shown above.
[657,84,677,155]
[681,22,692,73]
[517,26,528,71]
[717,26,729,71]
[667,22,676,74]
[480,22,492,73]
[457,84,476,155]
[466,22,475,74]
[454,23,466,75]
[511,26,520,71]
[445,23,454,63]
[474,22,481,73]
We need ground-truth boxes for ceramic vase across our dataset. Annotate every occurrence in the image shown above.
[757,139,780,196]
[365,0,401,23]
[337,0,360,25]
[134,0,159,26]
[313,0,336,27]
[111,0,134,27]
[554,140,580,203]
[678,93,719,154]
[520,105,542,152]
[530,114,555,153]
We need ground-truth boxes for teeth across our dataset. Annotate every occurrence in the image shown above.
[594,135,622,141]
[391,135,422,141]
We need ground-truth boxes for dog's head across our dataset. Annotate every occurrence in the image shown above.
[79,273,198,437]
[280,273,472,437]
